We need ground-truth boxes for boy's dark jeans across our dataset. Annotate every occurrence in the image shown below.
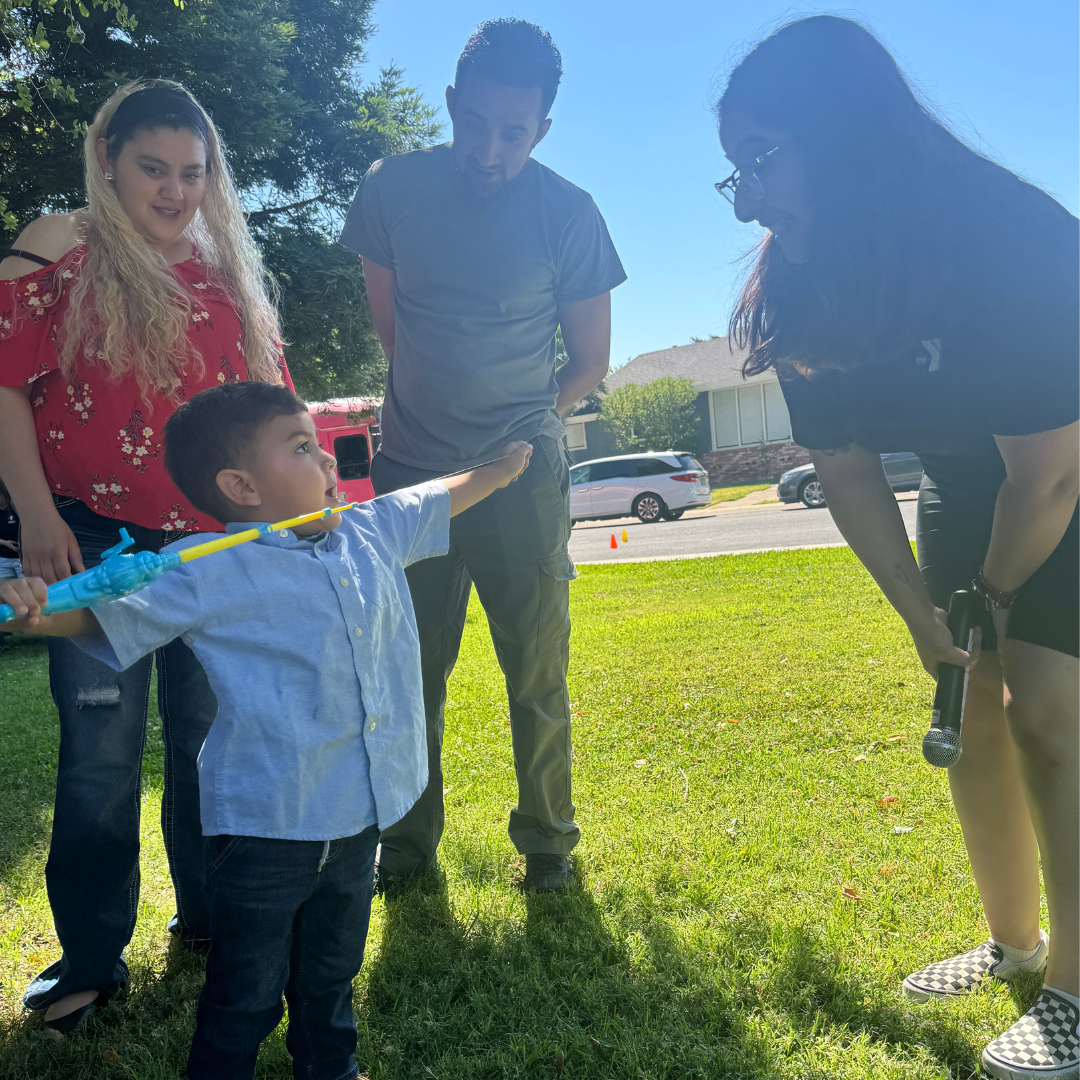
[187,826,378,1080]
[22,499,216,1009]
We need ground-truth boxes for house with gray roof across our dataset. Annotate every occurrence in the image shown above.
[564,335,812,483]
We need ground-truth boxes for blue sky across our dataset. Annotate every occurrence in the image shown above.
[362,1,1079,368]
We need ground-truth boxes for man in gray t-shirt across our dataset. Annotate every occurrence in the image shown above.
[339,19,625,893]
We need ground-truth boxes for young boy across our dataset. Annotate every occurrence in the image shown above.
[0,382,532,1080]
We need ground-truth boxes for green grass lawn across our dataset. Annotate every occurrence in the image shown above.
[710,484,772,506]
[0,548,1043,1079]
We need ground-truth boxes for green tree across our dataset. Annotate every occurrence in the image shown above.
[0,0,441,399]
[1,0,135,231]
[600,376,702,455]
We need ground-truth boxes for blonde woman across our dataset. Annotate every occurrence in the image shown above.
[0,80,290,1034]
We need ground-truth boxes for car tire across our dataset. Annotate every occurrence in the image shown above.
[798,478,827,509]
[633,493,665,523]
[661,508,685,521]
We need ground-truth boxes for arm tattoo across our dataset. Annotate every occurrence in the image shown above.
[894,563,914,590]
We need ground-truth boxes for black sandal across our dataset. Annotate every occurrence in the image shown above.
[42,993,102,1037]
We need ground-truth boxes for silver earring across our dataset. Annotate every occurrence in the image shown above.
[104,172,114,181]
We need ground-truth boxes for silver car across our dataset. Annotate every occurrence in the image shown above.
[778,452,923,508]
[570,452,712,524]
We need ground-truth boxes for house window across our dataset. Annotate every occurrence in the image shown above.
[709,382,792,450]
[737,386,765,444]
[565,421,587,451]
[764,382,792,442]
[711,389,739,448]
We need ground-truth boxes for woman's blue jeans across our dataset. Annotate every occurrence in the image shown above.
[22,499,216,1009]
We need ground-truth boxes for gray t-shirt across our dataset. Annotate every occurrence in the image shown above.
[339,143,627,471]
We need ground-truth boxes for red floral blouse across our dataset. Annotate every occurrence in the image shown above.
[0,246,292,532]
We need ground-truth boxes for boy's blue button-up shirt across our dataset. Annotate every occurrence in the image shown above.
[80,482,450,841]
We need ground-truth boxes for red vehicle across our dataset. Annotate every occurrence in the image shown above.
[308,398,382,505]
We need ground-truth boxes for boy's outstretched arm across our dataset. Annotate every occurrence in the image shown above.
[443,441,533,517]
[0,576,100,636]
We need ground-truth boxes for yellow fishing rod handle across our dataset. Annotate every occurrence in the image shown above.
[178,503,361,563]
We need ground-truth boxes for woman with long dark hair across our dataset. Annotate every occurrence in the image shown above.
[717,17,1077,1079]
[0,80,288,1034]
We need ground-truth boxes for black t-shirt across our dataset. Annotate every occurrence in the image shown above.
[780,176,1079,492]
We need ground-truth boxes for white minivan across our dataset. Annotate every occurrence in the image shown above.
[569,452,711,524]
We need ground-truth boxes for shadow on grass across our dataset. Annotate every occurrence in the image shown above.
[357,869,994,1080]
[735,917,987,1079]
[0,864,1006,1080]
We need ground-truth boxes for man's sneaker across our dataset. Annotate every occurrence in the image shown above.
[981,988,1079,1080]
[522,853,574,893]
[372,863,410,900]
[902,931,1048,1002]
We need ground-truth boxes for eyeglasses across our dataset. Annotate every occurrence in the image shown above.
[715,139,792,205]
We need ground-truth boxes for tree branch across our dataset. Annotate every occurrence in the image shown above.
[246,196,323,223]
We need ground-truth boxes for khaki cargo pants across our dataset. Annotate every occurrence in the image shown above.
[369,435,579,875]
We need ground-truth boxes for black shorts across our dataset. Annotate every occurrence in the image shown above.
[916,476,1079,657]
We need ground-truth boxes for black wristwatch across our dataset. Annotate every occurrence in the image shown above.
[972,566,1021,611]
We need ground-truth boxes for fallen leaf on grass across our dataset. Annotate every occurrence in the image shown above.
[876,794,900,809]
[887,735,904,743]
[555,1049,565,1075]
[726,717,739,724]
[633,759,646,768]
[892,825,915,835]
[102,1050,122,1065]
[853,754,868,762]
[841,886,862,901]
[896,681,906,687]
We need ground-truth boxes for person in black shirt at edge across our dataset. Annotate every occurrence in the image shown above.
[716,17,1078,1080]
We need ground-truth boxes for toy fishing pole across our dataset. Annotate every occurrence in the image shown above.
[0,503,361,624]
[0,453,512,624]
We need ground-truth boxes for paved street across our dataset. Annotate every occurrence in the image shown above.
[569,491,918,564]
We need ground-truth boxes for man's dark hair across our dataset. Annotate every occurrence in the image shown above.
[164,382,307,524]
[455,19,563,118]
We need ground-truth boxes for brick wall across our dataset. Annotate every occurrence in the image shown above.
[702,441,811,485]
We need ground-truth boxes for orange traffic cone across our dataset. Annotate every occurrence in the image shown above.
[621,529,629,543]
[610,534,618,549]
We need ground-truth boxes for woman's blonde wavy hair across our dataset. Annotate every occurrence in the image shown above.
[58,79,283,396]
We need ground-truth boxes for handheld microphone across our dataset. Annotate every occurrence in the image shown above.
[922,590,977,768]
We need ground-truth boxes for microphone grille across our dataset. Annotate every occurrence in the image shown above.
[922,728,962,769]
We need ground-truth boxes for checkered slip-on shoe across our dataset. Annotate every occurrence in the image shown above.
[981,988,1079,1080]
[902,932,1048,1002]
